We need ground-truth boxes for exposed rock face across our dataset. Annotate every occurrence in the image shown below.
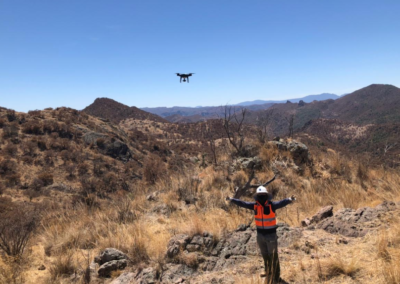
[166,223,302,274]
[315,201,397,237]
[109,201,398,283]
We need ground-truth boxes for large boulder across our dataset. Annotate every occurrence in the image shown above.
[287,141,309,165]
[98,259,128,277]
[270,139,310,165]
[94,248,128,265]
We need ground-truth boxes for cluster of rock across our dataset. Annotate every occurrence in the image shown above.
[94,248,128,278]
[98,201,398,283]
[108,223,301,284]
[302,201,397,238]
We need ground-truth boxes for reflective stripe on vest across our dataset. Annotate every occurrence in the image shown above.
[254,202,277,229]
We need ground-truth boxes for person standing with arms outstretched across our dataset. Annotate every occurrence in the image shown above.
[227,186,295,283]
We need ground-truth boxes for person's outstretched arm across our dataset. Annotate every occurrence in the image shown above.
[271,195,296,210]
[227,197,255,210]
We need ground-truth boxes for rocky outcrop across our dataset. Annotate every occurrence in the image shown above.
[95,248,129,277]
[270,139,310,165]
[166,223,302,274]
[233,156,263,170]
[307,201,397,238]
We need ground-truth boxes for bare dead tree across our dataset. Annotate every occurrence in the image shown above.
[284,113,295,138]
[233,166,276,199]
[383,140,397,156]
[256,109,274,143]
[222,105,247,156]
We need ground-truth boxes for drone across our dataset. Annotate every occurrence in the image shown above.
[176,73,194,83]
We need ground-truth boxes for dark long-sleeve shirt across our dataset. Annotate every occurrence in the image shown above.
[230,197,292,234]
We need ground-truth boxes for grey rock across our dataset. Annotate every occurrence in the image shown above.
[186,244,201,252]
[110,272,136,284]
[98,259,127,277]
[235,157,262,170]
[161,264,196,283]
[167,234,191,259]
[315,201,397,238]
[277,223,303,247]
[138,267,158,284]
[287,141,309,165]
[94,248,128,265]
[302,205,333,227]
[190,235,204,246]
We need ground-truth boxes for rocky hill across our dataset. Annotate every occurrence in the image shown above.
[83,98,168,124]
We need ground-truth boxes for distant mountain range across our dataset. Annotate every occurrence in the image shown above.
[235,93,339,106]
[141,93,340,121]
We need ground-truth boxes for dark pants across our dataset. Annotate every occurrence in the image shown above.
[257,232,280,282]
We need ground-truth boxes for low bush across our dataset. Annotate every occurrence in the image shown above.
[38,172,54,186]
[144,156,168,184]
[0,204,40,256]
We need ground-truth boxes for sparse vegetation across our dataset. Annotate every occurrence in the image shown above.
[0,102,399,284]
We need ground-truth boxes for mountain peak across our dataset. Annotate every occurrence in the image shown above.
[83,98,167,123]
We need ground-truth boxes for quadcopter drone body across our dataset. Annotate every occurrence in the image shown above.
[176,73,194,83]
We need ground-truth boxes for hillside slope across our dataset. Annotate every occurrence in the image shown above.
[326,84,400,124]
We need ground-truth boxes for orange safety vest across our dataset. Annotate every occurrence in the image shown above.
[254,201,277,230]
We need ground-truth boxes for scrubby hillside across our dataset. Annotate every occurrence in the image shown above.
[1,102,400,284]
[327,84,400,124]
[246,84,400,137]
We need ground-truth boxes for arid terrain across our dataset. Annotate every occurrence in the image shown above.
[0,84,400,284]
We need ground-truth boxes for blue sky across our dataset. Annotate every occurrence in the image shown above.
[1,0,399,112]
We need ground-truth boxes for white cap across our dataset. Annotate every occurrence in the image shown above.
[256,186,268,195]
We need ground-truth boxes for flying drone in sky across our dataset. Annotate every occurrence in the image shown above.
[176,73,194,83]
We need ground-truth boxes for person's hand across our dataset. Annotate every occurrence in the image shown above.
[290,195,296,201]
[225,196,232,201]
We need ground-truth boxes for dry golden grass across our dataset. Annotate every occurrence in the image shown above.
[2,133,400,284]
